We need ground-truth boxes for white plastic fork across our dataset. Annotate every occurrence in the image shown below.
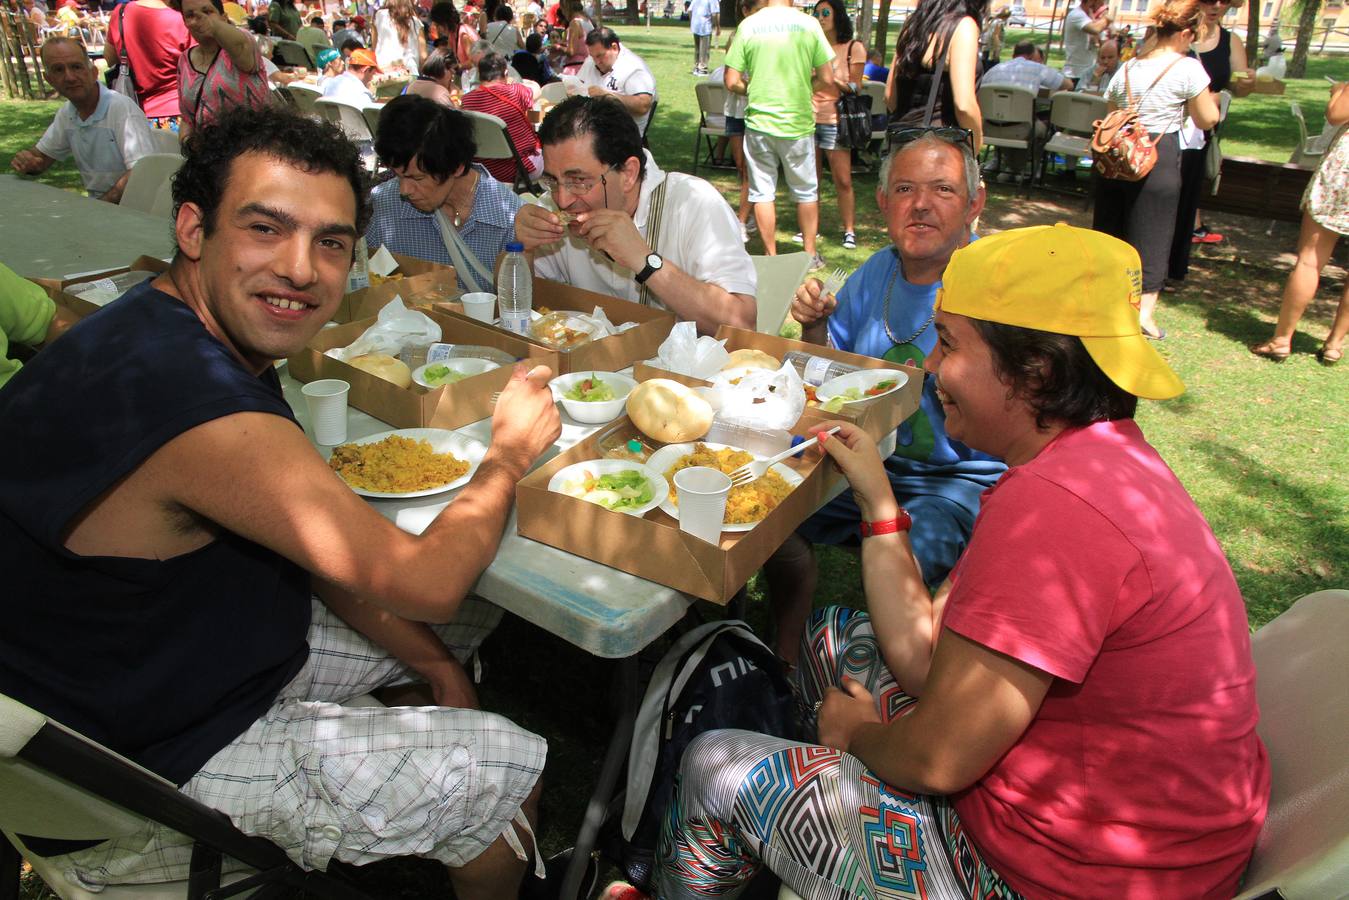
[819,267,848,298]
[727,426,842,487]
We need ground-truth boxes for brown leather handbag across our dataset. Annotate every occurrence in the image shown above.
[1091,57,1183,181]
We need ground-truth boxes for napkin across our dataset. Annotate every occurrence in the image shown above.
[648,321,730,379]
[368,244,400,278]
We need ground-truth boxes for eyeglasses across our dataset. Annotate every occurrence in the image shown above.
[813,6,832,15]
[887,126,977,155]
[538,165,618,196]
[1197,0,1224,5]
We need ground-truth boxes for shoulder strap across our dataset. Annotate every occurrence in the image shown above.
[1127,54,1184,110]
[921,46,947,128]
[637,176,669,307]
[434,207,496,294]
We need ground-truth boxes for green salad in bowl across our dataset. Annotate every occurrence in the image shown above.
[563,374,616,402]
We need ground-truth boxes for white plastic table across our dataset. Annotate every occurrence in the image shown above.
[0,175,176,280]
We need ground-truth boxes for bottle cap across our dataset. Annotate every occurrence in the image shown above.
[505,241,525,252]
[626,439,642,452]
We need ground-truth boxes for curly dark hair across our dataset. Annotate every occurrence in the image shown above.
[972,320,1138,430]
[374,94,478,182]
[173,105,371,240]
[538,95,646,181]
[813,0,853,45]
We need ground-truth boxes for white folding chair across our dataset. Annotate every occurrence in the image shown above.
[1235,589,1349,899]
[978,84,1038,184]
[539,80,568,104]
[691,80,730,175]
[272,39,315,69]
[862,79,887,144]
[118,153,183,217]
[314,97,374,143]
[145,128,181,156]
[0,691,377,900]
[1288,100,1340,169]
[361,104,382,142]
[750,252,811,335]
[1039,90,1105,182]
[460,108,540,195]
[282,81,323,118]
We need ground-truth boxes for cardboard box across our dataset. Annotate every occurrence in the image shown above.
[432,276,675,375]
[1249,78,1286,95]
[633,325,923,445]
[340,253,458,323]
[516,417,847,604]
[33,255,169,320]
[287,308,558,430]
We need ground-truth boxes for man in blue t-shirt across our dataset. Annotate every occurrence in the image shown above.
[763,132,1007,666]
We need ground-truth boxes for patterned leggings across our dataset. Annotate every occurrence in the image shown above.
[654,607,1022,900]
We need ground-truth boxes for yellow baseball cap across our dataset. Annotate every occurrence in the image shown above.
[936,224,1184,401]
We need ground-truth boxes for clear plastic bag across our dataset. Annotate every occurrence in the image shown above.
[648,321,730,378]
[704,363,806,431]
[326,296,442,362]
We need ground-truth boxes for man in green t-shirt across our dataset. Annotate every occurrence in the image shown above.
[725,0,834,265]
[0,262,74,389]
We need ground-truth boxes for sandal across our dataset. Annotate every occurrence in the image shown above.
[1250,340,1291,362]
[1316,345,1343,366]
[1141,324,1167,341]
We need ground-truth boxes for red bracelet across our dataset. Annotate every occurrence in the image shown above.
[860,509,912,538]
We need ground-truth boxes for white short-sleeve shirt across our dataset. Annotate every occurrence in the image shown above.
[36,84,155,199]
[533,150,757,317]
[576,46,658,134]
[980,56,1069,94]
[321,71,375,105]
[1063,7,1096,79]
[1105,55,1210,134]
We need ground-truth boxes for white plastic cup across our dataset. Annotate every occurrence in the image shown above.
[302,379,350,446]
[674,466,732,544]
[460,291,497,323]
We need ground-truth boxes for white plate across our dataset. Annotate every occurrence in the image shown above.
[647,442,804,533]
[331,428,487,499]
[411,357,501,389]
[816,369,908,406]
[547,458,669,517]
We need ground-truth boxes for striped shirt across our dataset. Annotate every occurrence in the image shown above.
[363,168,522,292]
[460,82,540,185]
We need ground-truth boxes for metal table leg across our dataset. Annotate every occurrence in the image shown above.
[558,654,640,900]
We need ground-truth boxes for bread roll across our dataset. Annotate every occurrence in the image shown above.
[723,349,780,372]
[626,379,714,443]
[349,353,412,388]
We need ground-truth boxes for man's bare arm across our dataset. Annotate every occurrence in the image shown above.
[100,169,132,204]
[11,147,55,176]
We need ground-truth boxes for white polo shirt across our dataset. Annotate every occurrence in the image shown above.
[321,71,374,105]
[36,84,155,199]
[533,151,757,318]
[576,46,658,134]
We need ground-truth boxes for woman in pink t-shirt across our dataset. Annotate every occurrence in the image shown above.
[177,0,271,141]
[104,0,191,123]
[654,224,1270,900]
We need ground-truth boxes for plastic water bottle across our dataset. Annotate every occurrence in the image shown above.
[346,237,370,293]
[706,418,797,457]
[497,242,533,336]
[782,350,861,386]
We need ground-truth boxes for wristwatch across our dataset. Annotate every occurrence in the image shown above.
[860,509,913,538]
[634,253,664,284]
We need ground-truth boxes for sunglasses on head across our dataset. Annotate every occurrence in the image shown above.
[888,126,977,155]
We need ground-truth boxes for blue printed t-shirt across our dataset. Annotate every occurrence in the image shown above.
[826,245,1006,494]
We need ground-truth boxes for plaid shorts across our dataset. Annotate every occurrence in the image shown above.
[57,596,547,889]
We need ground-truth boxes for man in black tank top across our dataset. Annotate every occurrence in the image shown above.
[0,106,562,898]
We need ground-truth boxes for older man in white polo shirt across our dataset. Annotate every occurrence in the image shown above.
[576,27,658,136]
[9,38,154,203]
[514,96,756,335]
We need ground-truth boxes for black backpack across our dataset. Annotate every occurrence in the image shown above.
[614,620,811,890]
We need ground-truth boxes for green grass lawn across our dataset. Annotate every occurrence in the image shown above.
[7,23,1346,898]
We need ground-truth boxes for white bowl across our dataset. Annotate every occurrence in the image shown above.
[547,458,669,516]
[816,369,908,406]
[549,371,638,424]
[412,357,501,389]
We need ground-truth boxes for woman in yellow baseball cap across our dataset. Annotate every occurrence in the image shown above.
[655,225,1269,900]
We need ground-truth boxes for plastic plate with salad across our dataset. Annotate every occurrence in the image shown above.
[546,459,669,516]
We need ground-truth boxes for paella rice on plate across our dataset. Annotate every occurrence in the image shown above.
[329,435,470,493]
[664,443,795,525]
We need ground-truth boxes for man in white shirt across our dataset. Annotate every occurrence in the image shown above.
[321,46,379,103]
[576,27,658,136]
[688,0,718,76]
[981,40,1068,95]
[513,96,756,335]
[9,38,153,203]
[1063,0,1111,85]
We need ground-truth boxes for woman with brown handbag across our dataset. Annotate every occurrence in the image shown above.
[1092,0,1218,340]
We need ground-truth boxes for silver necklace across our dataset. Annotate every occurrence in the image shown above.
[881,258,936,348]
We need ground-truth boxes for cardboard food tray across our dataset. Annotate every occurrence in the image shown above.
[432,276,675,375]
[1249,78,1286,95]
[633,325,923,445]
[288,307,558,430]
[516,417,845,604]
[33,255,169,320]
[339,254,458,323]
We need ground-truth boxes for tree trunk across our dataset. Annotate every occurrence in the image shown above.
[626,0,639,25]
[1287,0,1320,78]
[1245,0,1260,65]
[875,0,893,59]
[858,0,873,48]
